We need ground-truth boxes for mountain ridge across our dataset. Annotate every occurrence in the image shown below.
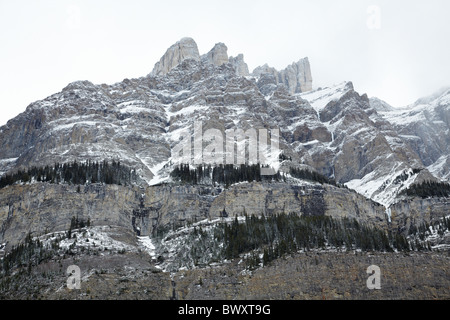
[0,38,448,208]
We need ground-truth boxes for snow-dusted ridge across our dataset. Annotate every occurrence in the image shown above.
[298,81,353,114]
[0,38,449,218]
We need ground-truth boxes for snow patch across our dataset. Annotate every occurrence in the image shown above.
[299,82,351,113]
[148,159,171,185]
[138,236,157,259]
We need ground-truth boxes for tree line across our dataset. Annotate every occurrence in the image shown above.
[400,181,450,198]
[289,167,338,186]
[170,163,282,186]
[213,213,411,269]
[0,160,139,189]
[170,163,340,187]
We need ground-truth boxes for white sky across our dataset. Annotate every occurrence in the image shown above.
[1,0,449,126]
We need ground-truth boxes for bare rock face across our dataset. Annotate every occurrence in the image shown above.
[252,63,278,79]
[256,72,277,96]
[1,37,450,301]
[0,36,449,244]
[0,181,389,249]
[279,58,313,94]
[202,42,229,67]
[252,58,313,94]
[229,54,249,76]
[151,37,200,76]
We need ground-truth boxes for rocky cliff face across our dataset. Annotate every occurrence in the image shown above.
[151,37,200,76]
[0,37,449,257]
[252,57,313,94]
[229,54,249,76]
[0,37,449,301]
[151,38,251,78]
[377,88,450,181]
[1,37,448,212]
[202,42,229,67]
[390,197,450,233]
[0,180,389,249]
[0,183,138,249]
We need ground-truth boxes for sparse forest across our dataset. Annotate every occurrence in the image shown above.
[400,181,450,198]
[170,163,282,186]
[289,167,338,186]
[407,215,449,251]
[0,160,139,189]
[169,163,340,187]
[216,214,410,269]
[155,213,417,271]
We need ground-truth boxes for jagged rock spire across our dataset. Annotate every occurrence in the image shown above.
[151,37,200,76]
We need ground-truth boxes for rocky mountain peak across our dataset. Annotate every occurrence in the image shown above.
[251,58,313,94]
[151,37,200,76]
[152,38,251,78]
[281,57,313,93]
[0,37,448,211]
[228,54,249,77]
[202,42,229,67]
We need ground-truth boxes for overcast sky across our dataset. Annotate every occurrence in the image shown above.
[1,0,449,126]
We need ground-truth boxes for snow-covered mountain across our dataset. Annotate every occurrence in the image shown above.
[377,88,450,182]
[0,37,448,210]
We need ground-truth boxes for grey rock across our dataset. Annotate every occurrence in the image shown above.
[0,181,390,249]
[252,58,313,94]
[202,42,229,67]
[228,54,249,76]
[151,37,200,76]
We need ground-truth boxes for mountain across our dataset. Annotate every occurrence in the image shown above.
[377,88,450,182]
[0,37,449,300]
[297,82,440,207]
[1,37,449,208]
[1,36,449,213]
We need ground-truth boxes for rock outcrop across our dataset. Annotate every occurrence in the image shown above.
[151,38,251,78]
[252,57,313,94]
[377,88,450,181]
[0,37,449,301]
[0,181,389,249]
[202,42,229,67]
[0,36,449,246]
[151,37,200,76]
[229,54,249,76]
[279,58,313,94]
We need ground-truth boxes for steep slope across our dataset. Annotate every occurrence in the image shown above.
[0,79,170,183]
[0,37,447,212]
[377,88,450,182]
[297,82,432,207]
[1,39,450,301]
[252,57,313,94]
[0,38,314,187]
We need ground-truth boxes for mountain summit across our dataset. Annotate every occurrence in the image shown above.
[150,37,252,78]
[151,37,200,76]
[150,37,312,93]
[0,38,448,206]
